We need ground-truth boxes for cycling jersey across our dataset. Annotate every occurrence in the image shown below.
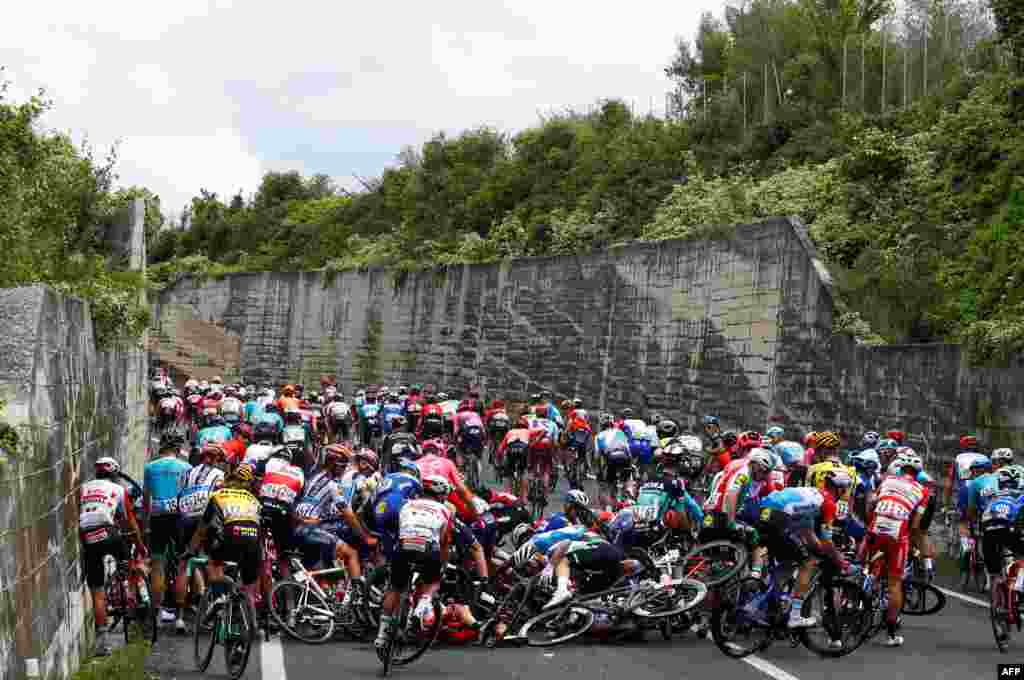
[379,403,403,434]
[340,469,379,513]
[242,400,265,424]
[255,411,284,433]
[981,492,1024,531]
[636,479,704,525]
[455,411,484,438]
[773,441,806,467]
[596,429,630,464]
[951,452,989,504]
[869,473,927,541]
[293,471,347,523]
[360,401,382,427]
[144,456,192,516]
[418,403,445,436]
[80,479,130,533]
[242,442,276,466]
[759,487,837,538]
[257,457,305,514]
[534,512,570,533]
[195,424,232,449]
[325,400,351,424]
[622,420,657,464]
[204,487,261,529]
[398,498,453,555]
[968,471,1002,518]
[703,459,755,521]
[177,464,225,519]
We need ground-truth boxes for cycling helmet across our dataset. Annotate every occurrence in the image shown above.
[917,471,934,485]
[230,463,255,485]
[529,393,541,403]
[861,431,880,449]
[886,430,905,443]
[422,475,453,499]
[657,419,679,439]
[676,435,703,455]
[622,407,634,418]
[803,432,817,447]
[394,458,419,480]
[895,450,923,472]
[323,444,351,467]
[877,438,898,451]
[437,392,449,401]
[201,443,226,462]
[702,415,720,427]
[721,431,738,448]
[765,426,785,439]
[599,412,614,429]
[960,435,979,450]
[970,456,993,473]
[851,448,880,472]
[511,523,535,549]
[391,414,408,429]
[993,448,1014,463]
[565,490,590,509]
[282,384,296,397]
[270,445,294,463]
[421,439,445,458]
[95,457,120,477]
[824,469,853,489]
[773,441,805,467]
[815,431,841,449]
[355,448,379,470]
[159,431,185,452]
[457,399,473,413]
[572,398,583,408]
[397,385,409,396]
[747,448,775,473]
[648,412,662,426]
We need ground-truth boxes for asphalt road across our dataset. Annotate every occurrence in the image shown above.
[141,465,1020,680]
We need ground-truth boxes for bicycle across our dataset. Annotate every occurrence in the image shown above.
[963,532,990,593]
[944,508,961,559]
[271,555,379,643]
[528,476,548,520]
[376,563,445,677]
[712,558,870,659]
[990,548,1024,652]
[103,552,152,645]
[856,550,946,642]
[192,560,257,680]
[520,573,709,646]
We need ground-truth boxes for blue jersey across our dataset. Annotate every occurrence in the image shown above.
[243,401,264,424]
[371,472,421,557]
[359,402,381,422]
[981,492,1024,530]
[144,456,192,516]
[596,429,631,463]
[381,404,404,434]
[968,472,1002,516]
[535,512,570,533]
[255,411,284,433]
[636,480,703,525]
[195,424,232,449]
[532,526,588,555]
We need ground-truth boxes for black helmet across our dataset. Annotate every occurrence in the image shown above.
[159,431,185,451]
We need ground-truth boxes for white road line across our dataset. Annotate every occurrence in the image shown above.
[934,586,989,608]
[743,655,803,680]
[261,636,287,680]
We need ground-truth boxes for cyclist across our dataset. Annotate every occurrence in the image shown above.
[417,394,446,441]
[765,426,785,447]
[221,423,251,468]
[243,420,281,467]
[194,410,232,463]
[595,418,633,510]
[416,436,482,524]
[701,415,723,450]
[173,443,227,633]
[702,449,776,543]
[183,463,262,629]
[863,453,928,647]
[374,475,455,648]
[367,458,423,572]
[294,445,376,606]
[324,393,353,443]
[754,470,853,632]
[622,415,659,482]
[254,445,305,616]
[254,402,285,439]
[979,466,1024,645]
[381,392,405,435]
[277,384,301,413]
[953,451,993,587]
[703,430,735,480]
[804,431,858,529]
[144,433,193,627]
[454,400,486,473]
[380,417,419,472]
[81,457,147,657]
[612,455,704,549]
[876,437,900,470]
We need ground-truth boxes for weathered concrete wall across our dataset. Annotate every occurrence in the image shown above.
[152,218,816,431]
[0,286,148,680]
[152,216,1024,469]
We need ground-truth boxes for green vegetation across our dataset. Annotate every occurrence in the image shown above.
[0,74,151,349]
[72,639,152,680]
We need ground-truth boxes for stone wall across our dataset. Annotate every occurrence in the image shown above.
[151,216,1024,471]
[0,286,148,680]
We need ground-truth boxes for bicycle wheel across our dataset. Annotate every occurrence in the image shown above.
[521,606,595,647]
[392,596,443,666]
[901,580,946,616]
[710,577,772,659]
[270,580,336,643]
[992,582,1011,653]
[631,578,708,619]
[224,592,255,680]
[193,591,217,672]
[799,578,871,658]
[680,541,749,587]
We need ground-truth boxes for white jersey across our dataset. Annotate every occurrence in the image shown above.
[243,442,276,466]
[80,479,128,532]
[325,401,351,422]
[398,498,452,554]
[178,464,225,519]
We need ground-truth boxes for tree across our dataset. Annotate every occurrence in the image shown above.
[991,0,1024,69]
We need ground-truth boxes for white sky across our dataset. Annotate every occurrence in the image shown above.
[1,1,722,219]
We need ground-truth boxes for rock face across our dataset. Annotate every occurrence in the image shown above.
[152,216,1024,464]
[0,286,148,680]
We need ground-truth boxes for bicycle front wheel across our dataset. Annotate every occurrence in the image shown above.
[799,578,871,658]
[680,541,749,587]
[631,578,708,619]
[521,606,595,647]
[271,580,336,643]
[224,593,255,680]
[193,591,217,672]
[902,580,946,616]
[710,577,772,659]
[392,597,443,666]
[992,582,1011,653]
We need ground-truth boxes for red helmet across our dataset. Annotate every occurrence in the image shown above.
[421,438,445,457]
[355,448,379,470]
[887,430,905,443]
[737,431,763,451]
[803,432,817,447]
[960,435,978,450]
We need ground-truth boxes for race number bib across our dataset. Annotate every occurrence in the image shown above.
[633,505,659,525]
[874,515,902,538]
[178,488,211,516]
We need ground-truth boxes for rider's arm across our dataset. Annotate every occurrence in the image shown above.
[340,504,375,544]
[469,540,488,579]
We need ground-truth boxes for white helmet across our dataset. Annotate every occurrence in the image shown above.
[747,448,775,473]
[422,475,453,498]
[95,457,120,476]
[993,447,1014,462]
[565,489,590,508]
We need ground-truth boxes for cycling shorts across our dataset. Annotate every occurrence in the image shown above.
[756,509,812,566]
[179,517,201,548]
[982,527,1024,576]
[460,427,484,453]
[149,514,180,561]
[260,508,294,555]
[293,524,340,569]
[528,446,554,476]
[565,542,624,594]
[866,532,909,580]
[958,483,970,520]
[470,512,497,553]
[329,521,372,560]
[207,530,260,585]
[82,532,127,590]
[602,458,632,486]
[504,444,529,477]
[421,418,444,440]
[389,550,442,591]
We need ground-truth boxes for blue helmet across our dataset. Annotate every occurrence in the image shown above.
[851,448,880,473]
[877,438,899,451]
[703,415,720,427]
[773,441,805,467]
[397,458,421,481]
[861,431,880,449]
[970,456,993,473]
[766,426,785,439]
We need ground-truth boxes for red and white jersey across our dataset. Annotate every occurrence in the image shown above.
[80,479,128,531]
[454,410,484,434]
[869,473,927,541]
[158,395,186,420]
[258,458,305,508]
[704,459,752,518]
[416,454,463,490]
[398,498,453,552]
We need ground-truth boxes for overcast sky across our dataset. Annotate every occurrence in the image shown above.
[2,1,722,219]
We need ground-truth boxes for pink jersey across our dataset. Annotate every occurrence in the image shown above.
[454,410,484,435]
[416,454,463,489]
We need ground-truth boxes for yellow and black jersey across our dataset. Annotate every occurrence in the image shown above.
[203,487,261,527]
